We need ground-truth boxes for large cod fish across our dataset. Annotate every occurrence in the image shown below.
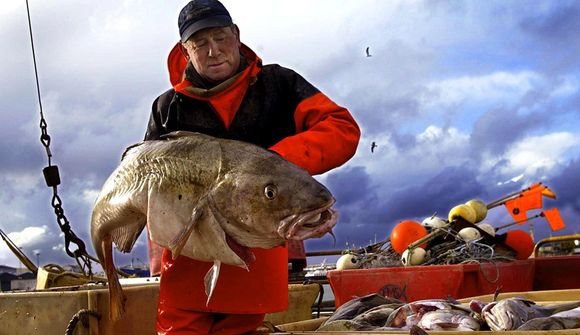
[91,131,338,320]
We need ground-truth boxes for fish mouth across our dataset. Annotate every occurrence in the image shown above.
[278,199,338,240]
[482,302,515,331]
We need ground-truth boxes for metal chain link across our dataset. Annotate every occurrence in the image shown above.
[39,119,52,163]
[27,0,95,277]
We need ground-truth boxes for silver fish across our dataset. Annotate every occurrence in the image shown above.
[482,298,580,331]
[517,306,580,330]
[322,294,396,325]
[91,131,338,320]
[316,319,365,332]
[381,299,471,330]
[418,309,481,331]
[385,299,468,329]
[317,304,403,332]
[352,303,404,328]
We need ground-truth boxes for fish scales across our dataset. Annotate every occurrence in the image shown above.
[94,139,221,253]
[91,131,338,320]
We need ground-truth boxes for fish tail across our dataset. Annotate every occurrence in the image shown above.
[109,279,127,321]
[536,301,580,317]
[102,236,126,321]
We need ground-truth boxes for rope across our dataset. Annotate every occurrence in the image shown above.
[314,282,324,318]
[302,280,325,319]
[64,309,101,335]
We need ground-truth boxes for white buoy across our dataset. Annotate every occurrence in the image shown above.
[336,253,360,270]
[421,216,449,228]
[401,247,426,266]
[458,227,481,242]
[477,223,496,237]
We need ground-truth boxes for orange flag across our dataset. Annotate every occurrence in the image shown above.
[541,186,557,199]
[542,208,566,231]
[521,185,544,207]
[504,187,544,222]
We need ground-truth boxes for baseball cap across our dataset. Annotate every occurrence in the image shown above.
[178,0,233,43]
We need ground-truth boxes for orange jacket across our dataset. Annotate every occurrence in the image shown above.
[147,43,360,313]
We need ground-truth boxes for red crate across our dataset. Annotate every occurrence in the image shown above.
[533,256,580,290]
[327,259,534,307]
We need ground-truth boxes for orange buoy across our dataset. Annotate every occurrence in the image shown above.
[390,220,428,254]
[504,229,535,260]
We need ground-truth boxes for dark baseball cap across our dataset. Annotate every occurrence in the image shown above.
[178,0,233,43]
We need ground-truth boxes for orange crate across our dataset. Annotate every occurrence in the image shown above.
[327,259,534,307]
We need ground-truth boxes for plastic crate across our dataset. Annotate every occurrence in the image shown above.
[533,255,580,290]
[327,259,534,307]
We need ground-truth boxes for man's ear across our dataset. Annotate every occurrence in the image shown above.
[178,42,190,59]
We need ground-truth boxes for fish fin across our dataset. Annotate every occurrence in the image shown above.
[168,205,204,259]
[146,185,209,258]
[102,235,126,321]
[204,260,221,306]
[112,219,147,253]
[92,185,147,254]
[120,142,144,160]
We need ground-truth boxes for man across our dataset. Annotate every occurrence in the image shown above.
[144,0,360,333]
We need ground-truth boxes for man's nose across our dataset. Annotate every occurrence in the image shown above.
[207,40,221,57]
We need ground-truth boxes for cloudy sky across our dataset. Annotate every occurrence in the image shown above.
[1,0,578,270]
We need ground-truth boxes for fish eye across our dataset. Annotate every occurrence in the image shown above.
[264,184,277,200]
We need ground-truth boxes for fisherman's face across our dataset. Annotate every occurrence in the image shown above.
[182,26,241,83]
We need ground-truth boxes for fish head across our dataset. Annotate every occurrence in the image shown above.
[209,147,338,249]
[483,299,531,331]
[419,310,481,331]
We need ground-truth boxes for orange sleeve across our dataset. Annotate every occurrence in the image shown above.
[269,92,360,175]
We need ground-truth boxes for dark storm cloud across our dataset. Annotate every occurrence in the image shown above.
[382,165,484,223]
[518,1,580,47]
[308,164,486,251]
[514,1,580,74]
[551,159,580,213]
[356,96,423,137]
[389,131,418,151]
[309,166,385,250]
[470,107,546,156]
[325,166,374,208]
[0,138,44,173]
[322,166,381,231]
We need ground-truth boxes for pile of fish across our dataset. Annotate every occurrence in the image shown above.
[316,293,580,332]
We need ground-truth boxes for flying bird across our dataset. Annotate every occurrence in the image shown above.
[371,141,378,153]
[365,46,372,57]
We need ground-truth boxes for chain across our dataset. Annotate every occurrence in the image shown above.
[27,0,94,277]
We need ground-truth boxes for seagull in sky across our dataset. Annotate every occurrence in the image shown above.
[365,46,372,57]
[371,141,378,153]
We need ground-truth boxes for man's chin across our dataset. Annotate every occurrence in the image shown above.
[204,68,234,82]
